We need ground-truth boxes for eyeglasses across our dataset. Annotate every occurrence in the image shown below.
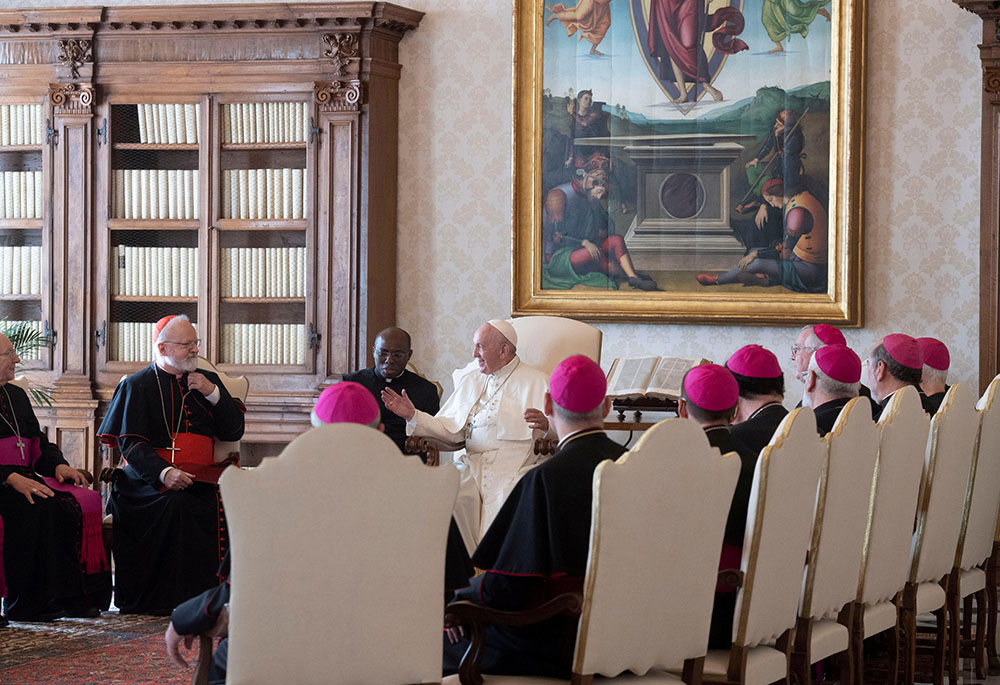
[374,349,409,361]
[0,348,17,358]
[790,344,817,357]
[163,339,200,349]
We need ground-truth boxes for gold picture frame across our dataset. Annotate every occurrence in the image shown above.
[512,0,865,325]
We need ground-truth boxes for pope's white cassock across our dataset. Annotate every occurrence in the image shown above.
[407,355,549,551]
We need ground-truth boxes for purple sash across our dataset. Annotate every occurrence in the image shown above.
[0,435,108,575]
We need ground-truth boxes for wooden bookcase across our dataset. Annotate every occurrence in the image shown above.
[0,3,422,473]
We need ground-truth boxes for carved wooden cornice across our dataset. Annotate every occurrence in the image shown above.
[0,3,423,37]
[323,33,359,78]
[49,82,94,115]
[315,80,365,112]
[57,38,91,79]
[986,67,1000,93]
[954,0,1000,17]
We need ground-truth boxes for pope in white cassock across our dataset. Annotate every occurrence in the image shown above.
[382,319,549,551]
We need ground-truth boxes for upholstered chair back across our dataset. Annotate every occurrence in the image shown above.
[858,386,929,607]
[508,315,602,375]
[802,397,878,621]
[573,418,739,677]
[958,376,1000,570]
[221,423,459,684]
[733,408,823,648]
[911,383,979,585]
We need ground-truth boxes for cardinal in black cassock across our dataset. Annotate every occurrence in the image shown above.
[443,355,624,679]
[0,348,111,621]
[97,316,244,615]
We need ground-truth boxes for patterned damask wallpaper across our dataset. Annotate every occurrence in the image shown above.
[397,0,984,403]
[18,0,982,403]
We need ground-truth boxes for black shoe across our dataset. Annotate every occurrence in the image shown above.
[628,276,659,291]
[5,609,64,622]
[61,600,101,618]
[0,615,8,628]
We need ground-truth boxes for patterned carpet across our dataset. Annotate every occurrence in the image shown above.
[0,612,197,684]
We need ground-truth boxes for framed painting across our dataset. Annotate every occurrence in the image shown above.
[512,0,865,325]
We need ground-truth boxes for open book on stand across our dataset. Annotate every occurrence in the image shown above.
[606,356,710,400]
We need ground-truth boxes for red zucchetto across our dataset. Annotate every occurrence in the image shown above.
[549,355,606,413]
[814,344,861,384]
[882,334,923,370]
[726,344,782,379]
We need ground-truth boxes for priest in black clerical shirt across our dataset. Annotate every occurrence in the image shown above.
[341,327,439,452]
[917,337,951,415]
[801,344,864,436]
[97,315,245,615]
[725,344,788,455]
[443,354,624,680]
[0,333,110,623]
[677,363,757,650]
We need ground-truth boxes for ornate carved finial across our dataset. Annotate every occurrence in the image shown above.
[57,39,92,79]
[314,80,365,112]
[323,33,359,78]
[49,82,94,114]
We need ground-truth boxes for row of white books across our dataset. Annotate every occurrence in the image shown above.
[110,321,165,362]
[111,246,198,297]
[221,102,309,144]
[221,168,305,220]
[3,320,42,360]
[112,169,200,220]
[0,105,42,147]
[0,246,42,295]
[134,104,201,145]
[0,171,43,219]
[221,247,306,298]
[221,323,305,365]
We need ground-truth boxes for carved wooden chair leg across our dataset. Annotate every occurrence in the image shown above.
[899,585,917,685]
[836,603,855,685]
[681,655,705,685]
[775,628,794,685]
[726,643,749,685]
[989,540,1000,673]
[790,616,812,685]
[192,634,214,685]
[962,594,974,644]
[887,603,901,685]
[943,574,957,685]
[850,602,865,685]
[974,585,988,678]
[933,604,947,685]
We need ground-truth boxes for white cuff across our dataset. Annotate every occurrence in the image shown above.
[159,466,174,484]
[205,385,221,405]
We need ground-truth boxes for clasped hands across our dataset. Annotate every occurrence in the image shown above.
[4,463,87,503]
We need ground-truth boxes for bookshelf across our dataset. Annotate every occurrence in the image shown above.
[0,3,422,474]
[0,102,48,366]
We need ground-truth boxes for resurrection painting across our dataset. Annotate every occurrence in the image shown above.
[512,0,864,325]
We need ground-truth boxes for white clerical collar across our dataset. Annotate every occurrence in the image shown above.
[557,427,605,449]
[492,356,520,380]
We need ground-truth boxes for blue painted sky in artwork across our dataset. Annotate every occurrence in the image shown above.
[541,0,833,121]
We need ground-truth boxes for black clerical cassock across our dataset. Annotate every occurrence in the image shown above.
[0,382,111,618]
[97,363,244,615]
[443,430,625,679]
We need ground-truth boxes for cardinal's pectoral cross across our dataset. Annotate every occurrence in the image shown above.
[15,439,25,462]
[163,435,180,464]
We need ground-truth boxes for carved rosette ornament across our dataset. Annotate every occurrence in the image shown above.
[322,33,359,78]
[49,82,94,115]
[986,68,1000,94]
[57,39,91,79]
[315,80,364,112]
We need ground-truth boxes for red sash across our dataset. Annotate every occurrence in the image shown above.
[155,432,237,487]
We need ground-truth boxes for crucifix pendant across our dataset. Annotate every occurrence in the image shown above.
[16,439,24,461]
[163,436,180,464]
